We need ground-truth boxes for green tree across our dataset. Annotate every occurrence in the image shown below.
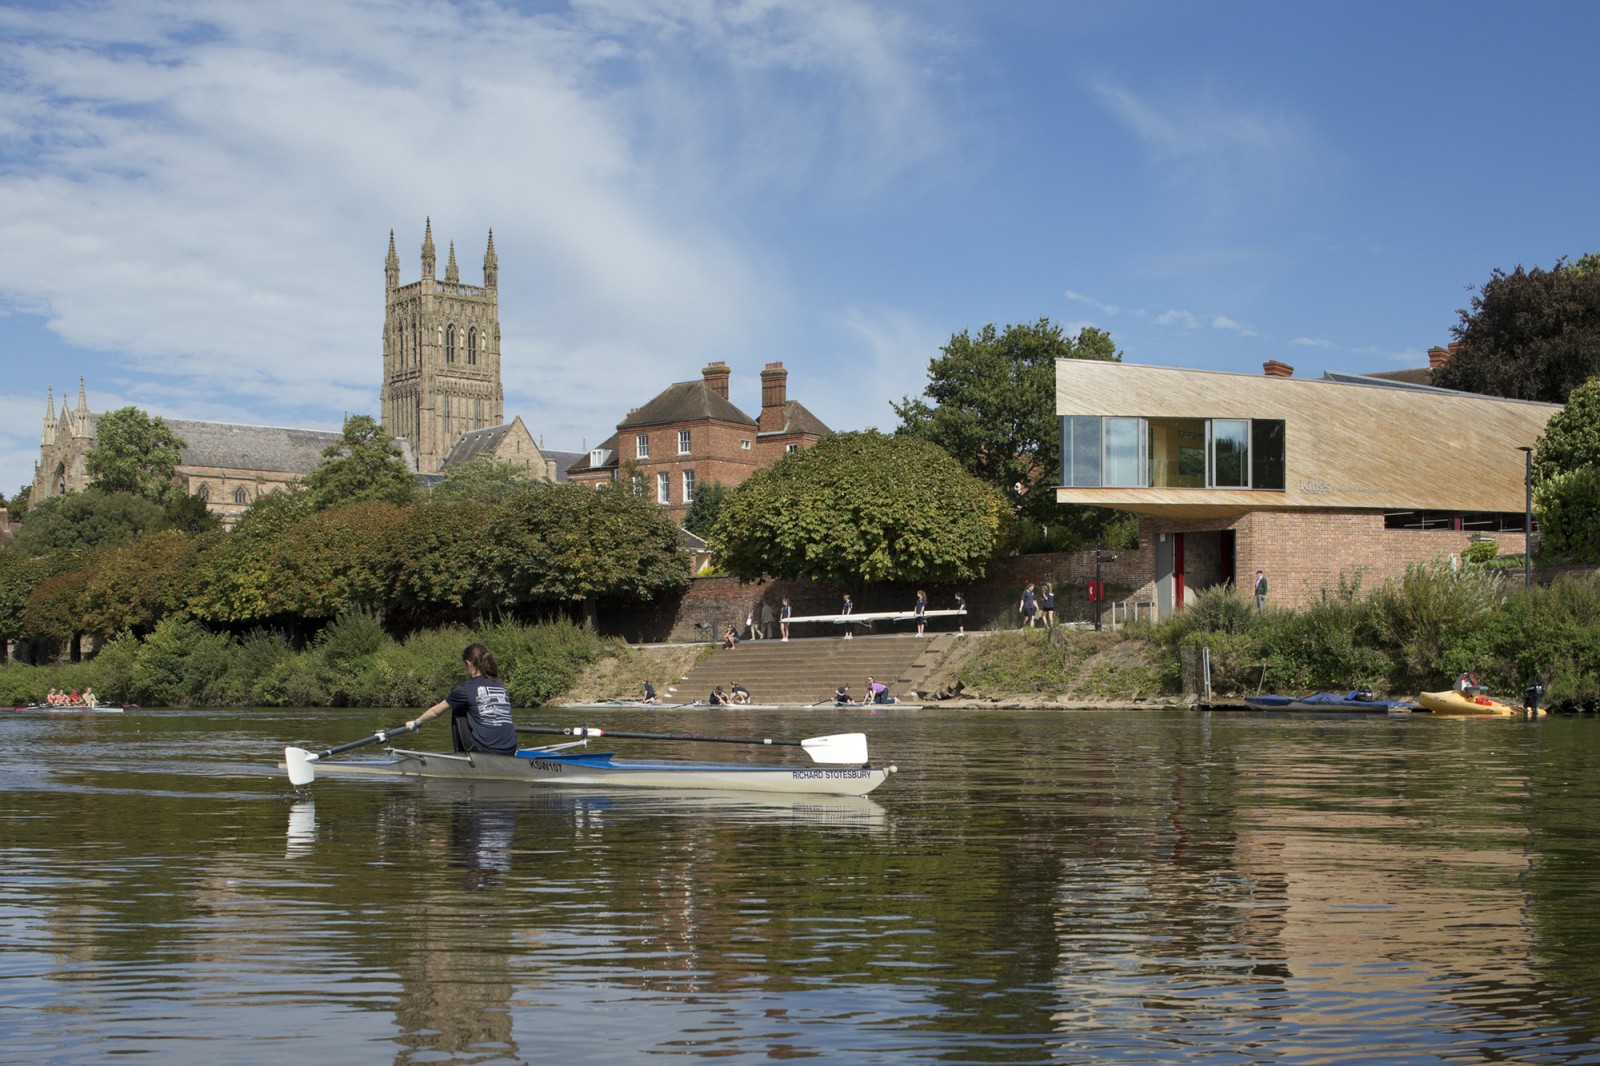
[302,415,416,512]
[11,491,169,558]
[1433,258,1600,403]
[485,482,689,612]
[85,407,187,502]
[709,431,1006,583]
[380,498,502,628]
[682,480,729,538]
[8,485,30,518]
[0,549,45,646]
[894,317,1123,539]
[429,455,537,504]
[1532,376,1600,484]
[76,529,204,637]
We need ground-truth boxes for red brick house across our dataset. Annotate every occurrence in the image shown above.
[566,361,829,521]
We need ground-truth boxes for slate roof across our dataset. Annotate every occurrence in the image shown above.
[164,419,342,475]
[542,450,583,482]
[566,433,620,477]
[758,400,830,437]
[442,423,511,468]
[617,381,756,429]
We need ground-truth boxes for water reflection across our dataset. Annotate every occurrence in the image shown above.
[5,708,1600,1063]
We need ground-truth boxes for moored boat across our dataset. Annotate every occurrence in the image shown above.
[1243,691,1413,714]
[1415,689,1533,716]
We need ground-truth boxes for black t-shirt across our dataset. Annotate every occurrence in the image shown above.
[446,676,517,755]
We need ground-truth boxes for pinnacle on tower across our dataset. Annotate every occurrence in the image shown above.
[445,240,460,284]
[42,385,55,446]
[385,229,400,290]
[74,377,89,438]
[483,229,498,289]
[421,217,436,279]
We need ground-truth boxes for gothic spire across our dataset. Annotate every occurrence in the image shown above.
[483,229,498,289]
[74,377,88,438]
[42,385,55,446]
[421,217,436,279]
[445,240,459,284]
[385,229,399,290]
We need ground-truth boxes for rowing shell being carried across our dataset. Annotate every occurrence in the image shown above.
[293,745,895,796]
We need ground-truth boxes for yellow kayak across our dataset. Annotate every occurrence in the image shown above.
[1415,689,1533,716]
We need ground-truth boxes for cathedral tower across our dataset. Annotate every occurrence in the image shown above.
[380,219,504,474]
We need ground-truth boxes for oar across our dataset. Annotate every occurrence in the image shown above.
[515,725,870,765]
[284,722,418,786]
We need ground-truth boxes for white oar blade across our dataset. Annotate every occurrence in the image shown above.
[284,746,318,786]
[801,732,869,764]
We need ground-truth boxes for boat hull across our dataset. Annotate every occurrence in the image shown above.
[300,747,893,796]
[1243,694,1412,714]
[558,701,922,711]
[1415,690,1529,716]
[12,704,126,714]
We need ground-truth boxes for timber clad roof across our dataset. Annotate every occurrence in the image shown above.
[618,381,756,428]
[165,419,340,475]
[1053,360,1559,519]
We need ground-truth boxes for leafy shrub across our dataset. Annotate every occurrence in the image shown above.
[1461,540,1500,567]
[129,617,237,707]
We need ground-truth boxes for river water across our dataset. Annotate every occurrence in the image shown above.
[5,705,1600,1064]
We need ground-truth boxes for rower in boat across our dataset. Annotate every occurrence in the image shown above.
[405,643,517,755]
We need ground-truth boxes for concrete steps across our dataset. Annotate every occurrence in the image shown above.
[674,633,938,705]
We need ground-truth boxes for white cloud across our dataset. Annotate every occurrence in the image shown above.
[1063,289,1120,315]
[1291,336,1336,348]
[0,0,956,479]
[1155,309,1201,329]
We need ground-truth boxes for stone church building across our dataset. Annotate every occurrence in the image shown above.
[31,222,567,524]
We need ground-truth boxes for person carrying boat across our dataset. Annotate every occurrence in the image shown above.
[406,643,517,756]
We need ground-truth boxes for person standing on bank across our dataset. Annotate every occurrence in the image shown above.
[840,593,854,640]
[914,589,928,636]
[954,591,966,633]
[1254,570,1268,611]
[1020,584,1038,629]
[407,644,517,756]
[1041,584,1056,628]
[780,597,792,641]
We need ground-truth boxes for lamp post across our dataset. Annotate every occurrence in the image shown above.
[1517,445,1533,589]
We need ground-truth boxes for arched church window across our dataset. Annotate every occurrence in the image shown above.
[467,327,477,365]
[196,483,210,502]
[446,324,456,363]
[234,486,248,505]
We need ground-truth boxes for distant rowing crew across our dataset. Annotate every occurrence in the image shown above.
[43,687,100,709]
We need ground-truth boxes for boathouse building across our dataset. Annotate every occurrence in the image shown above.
[1054,359,1560,615]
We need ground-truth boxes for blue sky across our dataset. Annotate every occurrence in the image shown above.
[1,0,1595,497]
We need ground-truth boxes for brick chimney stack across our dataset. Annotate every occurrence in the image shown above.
[702,361,730,399]
[758,362,789,433]
[1263,360,1294,378]
[1428,344,1456,369]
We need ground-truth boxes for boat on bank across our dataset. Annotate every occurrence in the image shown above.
[558,700,924,711]
[1415,689,1534,716]
[1243,691,1413,714]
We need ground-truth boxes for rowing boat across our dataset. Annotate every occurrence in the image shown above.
[557,698,922,710]
[283,724,896,796]
[1243,692,1413,714]
[12,704,127,714]
[287,745,894,795]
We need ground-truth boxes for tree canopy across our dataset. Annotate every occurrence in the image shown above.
[893,317,1123,538]
[708,431,1006,584]
[302,415,416,512]
[682,480,729,538]
[85,407,187,502]
[1529,375,1600,562]
[1433,257,1600,403]
[11,491,170,558]
[428,455,537,504]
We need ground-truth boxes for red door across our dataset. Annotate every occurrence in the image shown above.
[1174,533,1186,610]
